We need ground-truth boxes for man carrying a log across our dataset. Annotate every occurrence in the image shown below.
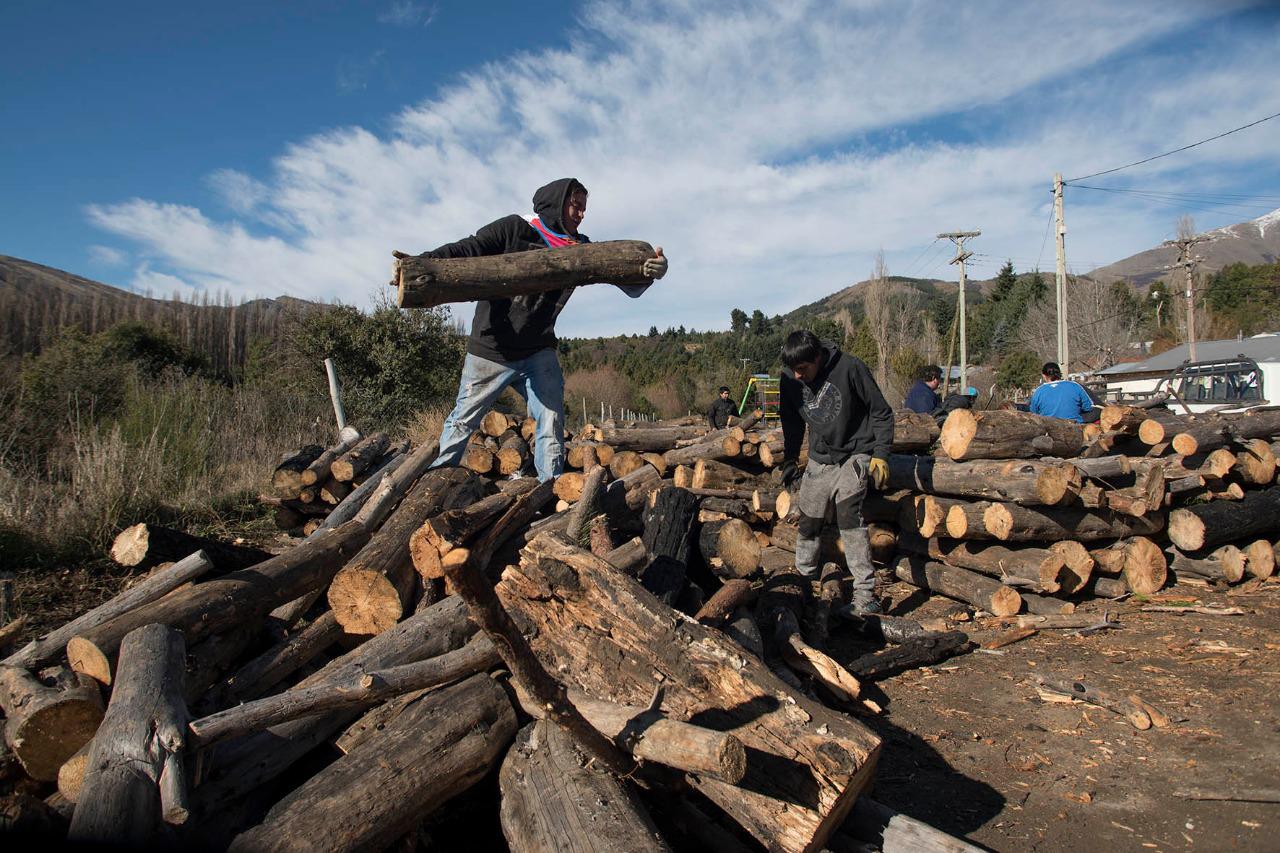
[707,386,737,429]
[778,330,894,613]
[399,178,668,480]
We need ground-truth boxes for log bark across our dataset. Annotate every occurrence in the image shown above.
[661,430,736,466]
[397,240,656,308]
[68,624,187,844]
[188,634,498,748]
[887,455,1081,505]
[597,424,707,450]
[195,595,477,814]
[500,720,670,853]
[214,611,343,705]
[639,486,700,602]
[896,533,1072,594]
[978,502,1165,543]
[939,409,1085,461]
[109,524,271,572]
[3,551,215,671]
[565,464,610,544]
[843,631,972,680]
[1088,537,1167,595]
[229,674,517,852]
[695,578,757,625]
[892,410,941,452]
[1171,421,1232,456]
[692,458,760,490]
[1168,485,1280,551]
[501,535,882,853]
[351,439,440,531]
[301,432,363,486]
[328,468,481,635]
[892,555,1023,616]
[603,536,648,575]
[697,518,762,579]
[330,432,390,482]
[497,430,532,475]
[0,666,103,782]
[68,521,370,685]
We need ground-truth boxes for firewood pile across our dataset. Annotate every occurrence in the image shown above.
[4,399,1275,850]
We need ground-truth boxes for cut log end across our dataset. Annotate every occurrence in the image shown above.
[938,409,978,460]
[66,637,114,686]
[327,568,407,635]
[990,586,1023,618]
[108,523,149,567]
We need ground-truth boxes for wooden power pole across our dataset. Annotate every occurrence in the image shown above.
[938,230,981,393]
[1053,173,1069,371]
[1163,234,1209,361]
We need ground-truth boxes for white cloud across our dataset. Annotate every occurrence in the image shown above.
[377,1,437,27]
[88,245,128,266]
[87,0,1280,336]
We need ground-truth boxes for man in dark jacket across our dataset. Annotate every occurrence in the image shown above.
[707,386,737,429]
[400,178,667,481]
[778,330,894,612]
[904,364,942,414]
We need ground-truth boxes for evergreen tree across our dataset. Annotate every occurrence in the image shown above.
[749,309,769,336]
[991,261,1017,302]
[729,308,748,334]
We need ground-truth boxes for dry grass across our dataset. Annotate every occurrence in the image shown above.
[404,405,449,448]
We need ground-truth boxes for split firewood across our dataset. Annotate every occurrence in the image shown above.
[983,627,1037,649]
[68,624,188,844]
[842,795,987,853]
[0,666,104,783]
[109,524,271,572]
[229,674,517,852]
[4,550,215,671]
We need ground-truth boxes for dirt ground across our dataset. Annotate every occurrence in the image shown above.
[852,574,1280,852]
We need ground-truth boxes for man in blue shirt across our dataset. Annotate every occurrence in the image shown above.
[904,365,943,414]
[1029,362,1093,423]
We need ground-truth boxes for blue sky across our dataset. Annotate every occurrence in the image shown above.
[3,0,1279,336]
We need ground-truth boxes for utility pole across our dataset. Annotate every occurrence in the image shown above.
[1163,234,1208,361]
[1053,173,1069,371]
[938,230,981,392]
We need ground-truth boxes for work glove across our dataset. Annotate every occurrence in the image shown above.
[868,457,889,491]
[641,247,668,280]
[779,459,800,489]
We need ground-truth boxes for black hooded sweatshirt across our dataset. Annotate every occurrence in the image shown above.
[779,342,894,465]
[418,178,591,363]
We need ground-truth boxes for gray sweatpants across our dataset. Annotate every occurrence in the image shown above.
[794,453,875,600]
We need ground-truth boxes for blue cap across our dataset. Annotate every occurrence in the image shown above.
[966,386,978,396]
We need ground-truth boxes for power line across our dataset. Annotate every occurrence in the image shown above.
[1035,205,1055,271]
[1065,110,1280,183]
[1069,186,1280,202]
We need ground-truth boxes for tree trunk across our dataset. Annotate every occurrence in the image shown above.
[975,502,1165,542]
[331,432,390,482]
[229,674,517,852]
[697,519,761,579]
[1088,537,1167,595]
[893,411,941,452]
[500,720,671,853]
[109,524,271,571]
[892,555,1023,617]
[68,520,370,685]
[692,458,760,490]
[328,468,482,635]
[212,611,343,706]
[301,432,363,486]
[1166,545,1246,584]
[4,551,215,671]
[0,666,103,782]
[497,431,532,475]
[68,624,187,844]
[939,409,1085,461]
[272,445,324,497]
[1168,485,1280,551]
[397,240,656,308]
[887,455,1082,505]
[501,534,883,853]
[896,533,1073,594]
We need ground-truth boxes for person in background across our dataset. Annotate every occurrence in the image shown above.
[707,386,737,429]
[778,330,894,614]
[904,364,943,414]
[1029,362,1093,423]
[396,178,668,481]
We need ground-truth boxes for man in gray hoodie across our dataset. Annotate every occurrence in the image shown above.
[778,330,894,612]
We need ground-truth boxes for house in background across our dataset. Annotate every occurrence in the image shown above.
[1094,333,1280,412]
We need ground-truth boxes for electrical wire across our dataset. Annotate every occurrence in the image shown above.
[1066,110,1280,183]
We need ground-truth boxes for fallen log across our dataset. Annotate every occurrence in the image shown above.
[892,555,1022,617]
[842,631,972,680]
[213,611,343,705]
[976,502,1165,543]
[3,551,215,671]
[1168,485,1280,551]
[272,444,324,497]
[68,624,187,844]
[502,534,882,853]
[1089,537,1168,595]
[109,525,271,572]
[68,521,370,685]
[1167,545,1246,584]
[896,533,1073,594]
[500,720,670,853]
[331,432,390,482]
[939,409,1085,461]
[892,410,941,452]
[229,674,517,852]
[0,666,103,782]
[328,468,482,635]
[887,455,1081,506]
[396,239,655,307]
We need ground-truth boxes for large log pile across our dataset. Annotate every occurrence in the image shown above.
[3,409,997,852]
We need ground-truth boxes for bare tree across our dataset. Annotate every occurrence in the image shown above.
[1017,276,1138,370]
[861,250,893,389]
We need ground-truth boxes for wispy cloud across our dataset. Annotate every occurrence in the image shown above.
[87,0,1280,335]
[336,49,387,95]
[377,1,437,27]
[88,245,128,266]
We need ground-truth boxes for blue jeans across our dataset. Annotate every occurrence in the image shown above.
[432,349,565,481]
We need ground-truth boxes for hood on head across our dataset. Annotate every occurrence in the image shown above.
[532,178,586,235]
